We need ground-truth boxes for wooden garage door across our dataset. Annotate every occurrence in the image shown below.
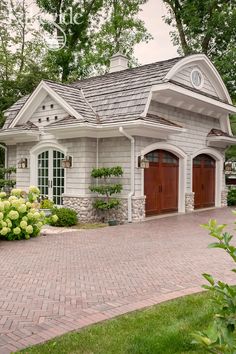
[144,150,179,216]
[193,154,215,209]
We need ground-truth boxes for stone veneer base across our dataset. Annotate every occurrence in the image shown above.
[221,189,228,207]
[185,192,195,212]
[63,196,146,224]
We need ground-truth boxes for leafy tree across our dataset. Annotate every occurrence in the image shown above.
[37,0,105,82]
[163,0,236,101]
[37,0,151,81]
[92,0,152,72]
[0,0,51,127]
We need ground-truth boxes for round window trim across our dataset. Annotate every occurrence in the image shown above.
[190,68,204,89]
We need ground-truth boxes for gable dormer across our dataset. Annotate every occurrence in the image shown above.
[29,95,68,127]
[163,54,232,104]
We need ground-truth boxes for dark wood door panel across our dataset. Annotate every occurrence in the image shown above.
[193,154,215,209]
[144,150,179,216]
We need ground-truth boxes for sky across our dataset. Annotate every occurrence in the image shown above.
[135,0,178,64]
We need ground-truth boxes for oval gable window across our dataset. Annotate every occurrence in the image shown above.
[191,69,204,89]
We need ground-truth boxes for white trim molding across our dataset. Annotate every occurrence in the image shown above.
[190,147,224,208]
[30,140,67,188]
[9,81,84,128]
[163,54,232,104]
[0,144,7,168]
[140,142,187,213]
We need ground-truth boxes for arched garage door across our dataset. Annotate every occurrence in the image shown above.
[193,154,215,209]
[144,150,179,216]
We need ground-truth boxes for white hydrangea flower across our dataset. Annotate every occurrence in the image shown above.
[26,225,33,234]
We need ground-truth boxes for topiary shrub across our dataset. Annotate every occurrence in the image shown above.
[49,207,78,227]
[227,188,236,206]
[0,186,58,241]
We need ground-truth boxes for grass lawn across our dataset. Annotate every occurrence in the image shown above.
[18,291,215,354]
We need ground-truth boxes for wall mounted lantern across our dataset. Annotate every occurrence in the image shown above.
[62,155,73,168]
[138,156,149,169]
[224,161,236,175]
[18,158,28,169]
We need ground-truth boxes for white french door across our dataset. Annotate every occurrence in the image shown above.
[37,149,65,205]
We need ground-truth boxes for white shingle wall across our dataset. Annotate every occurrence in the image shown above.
[16,142,35,189]
[173,65,218,97]
[59,138,97,196]
[30,95,68,127]
[98,137,132,195]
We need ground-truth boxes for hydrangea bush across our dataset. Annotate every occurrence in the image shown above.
[0,186,58,241]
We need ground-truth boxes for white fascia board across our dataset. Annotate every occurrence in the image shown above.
[9,81,84,128]
[45,120,186,139]
[207,136,236,145]
[0,130,39,143]
[151,83,236,114]
[163,54,232,104]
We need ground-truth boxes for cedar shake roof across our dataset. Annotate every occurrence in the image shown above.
[3,57,182,129]
[207,128,230,137]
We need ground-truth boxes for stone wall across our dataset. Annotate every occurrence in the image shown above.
[185,192,195,212]
[221,189,228,207]
[63,196,146,224]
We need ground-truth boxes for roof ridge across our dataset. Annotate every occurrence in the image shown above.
[71,56,183,86]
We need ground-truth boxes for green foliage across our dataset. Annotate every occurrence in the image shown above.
[50,207,78,227]
[37,0,151,82]
[93,199,120,210]
[40,198,54,210]
[0,0,50,127]
[0,167,16,190]
[90,184,122,196]
[227,188,236,206]
[163,1,236,101]
[90,166,123,212]
[91,166,123,179]
[193,218,236,353]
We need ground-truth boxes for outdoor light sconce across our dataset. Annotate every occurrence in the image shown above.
[138,156,149,169]
[18,158,28,169]
[62,155,73,169]
[224,161,236,175]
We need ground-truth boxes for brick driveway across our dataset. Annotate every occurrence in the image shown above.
[0,207,235,353]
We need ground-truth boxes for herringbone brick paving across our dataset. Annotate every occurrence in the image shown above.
[0,208,235,353]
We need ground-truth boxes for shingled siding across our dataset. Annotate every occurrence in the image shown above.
[59,137,97,196]
[16,142,35,190]
[173,65,218,98]
[30,95,68,127]
[98,137,132,195]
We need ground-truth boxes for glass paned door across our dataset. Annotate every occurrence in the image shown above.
[38,149,65,205]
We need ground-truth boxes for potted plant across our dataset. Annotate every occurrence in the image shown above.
[90,166,123,226]
[39,197,54,216]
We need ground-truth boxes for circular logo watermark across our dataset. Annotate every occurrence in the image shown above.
[41,21,67,52]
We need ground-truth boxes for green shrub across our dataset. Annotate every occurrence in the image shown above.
[40,198,54,209]
[193,218,236,352]
[50,207,78,227]
[90,166,123,213]
[0,186,54,241]
[227,188,236,206]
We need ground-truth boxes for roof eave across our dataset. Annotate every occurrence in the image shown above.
[207,136,236,148]
[0,130,39,145]
[45,120,186,139]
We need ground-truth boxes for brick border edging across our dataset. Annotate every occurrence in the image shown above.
[2,286,203,353]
